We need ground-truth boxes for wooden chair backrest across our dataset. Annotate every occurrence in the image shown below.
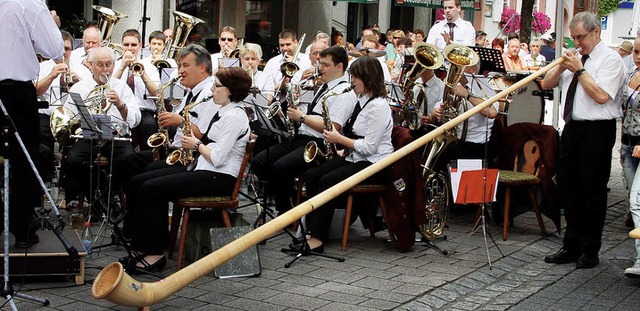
[514,139,540,176]
[230,140,256,201]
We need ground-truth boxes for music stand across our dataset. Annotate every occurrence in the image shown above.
[470,46,506,76]
[220,58,241,68]
[385,82,405,102]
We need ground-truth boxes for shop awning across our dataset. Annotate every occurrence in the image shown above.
[334,0,379,3]
[395,0,480,10]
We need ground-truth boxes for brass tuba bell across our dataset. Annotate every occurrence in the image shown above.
[401,43,443,130]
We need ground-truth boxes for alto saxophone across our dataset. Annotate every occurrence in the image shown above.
[147,77,178,161]
[166,95,213,169]
[303,87,352,163]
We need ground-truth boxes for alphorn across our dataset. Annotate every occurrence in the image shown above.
[92,57,567,309]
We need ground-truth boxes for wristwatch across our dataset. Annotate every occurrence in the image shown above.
[194,141,202,151]
[118,103,127,111]
[575,68,586,78]
[299,114,306,123]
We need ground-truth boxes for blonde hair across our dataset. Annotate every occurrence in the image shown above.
[240,43,263,60]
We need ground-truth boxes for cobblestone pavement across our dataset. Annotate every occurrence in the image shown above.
[5,123,640,310]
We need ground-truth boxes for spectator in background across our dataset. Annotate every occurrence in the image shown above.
[475,30,488,47]
[540,32,556,61]
[503,38,526,70]
[491,38,505,52]
[386,30,405,62]
[305,32,330,55]
[617,40,634,73]
[331,30,355,51]
[354,28,374,50]
[414,29,425,43]
[523,39,546,68]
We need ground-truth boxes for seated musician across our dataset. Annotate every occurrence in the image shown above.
[63,46,142,203]
[127,67,251,272]
[142,30,178,68]
[293,39,329,93]
[503,38,526,71]
[117,44,218,236]
[414,68,445,128]
[35,30,77,181]
[210,26,239,73]
[430,65,499,173]
[113,29,161,150]
[251,46,355,215]
[69,26,100,81]
[240,43,275,100]
[291,56,393,252]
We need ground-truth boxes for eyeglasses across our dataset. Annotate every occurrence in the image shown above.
[571,29,594,42]
[393,36,402,39]
[220,37,235,42]
[93,61,114,68]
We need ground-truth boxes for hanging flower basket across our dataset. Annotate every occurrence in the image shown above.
[499,7,552,35]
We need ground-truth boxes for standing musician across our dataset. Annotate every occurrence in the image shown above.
[240,43,274,99]
[126,67,251,272]
[251,46,355,215]
[210,26,239,73]
[35,30,77,180]
[113,29,160,150]
[63,47,141,211]
[425,0,476,50]
[543,12,624,269]
[69,26,101,80]
[0,0,64,248]
[263,29,312,92]
[290,56,393,252]
[118,44,217,238]
[142,30,178,68]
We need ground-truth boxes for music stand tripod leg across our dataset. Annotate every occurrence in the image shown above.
[280,218,344,268]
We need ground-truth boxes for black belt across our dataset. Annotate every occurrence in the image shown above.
[0,79,32,86]
[622,133,640,146]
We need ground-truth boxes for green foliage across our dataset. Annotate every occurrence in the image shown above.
[599,0,623,17]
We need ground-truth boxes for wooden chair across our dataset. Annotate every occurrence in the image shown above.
[168,140,255,270]
[498,139,546,241]
[342,184,395,251]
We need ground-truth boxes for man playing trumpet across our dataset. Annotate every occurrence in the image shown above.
[210,26,239,73]
[113,29,160,150]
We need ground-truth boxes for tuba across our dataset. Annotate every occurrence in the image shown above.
[165,11,205,62]
[303,87,352,163]
[166,95,212,169]
[419,44,479,241]
[93,5,127,57]
[401,43,442,130]
[148,77,179,161]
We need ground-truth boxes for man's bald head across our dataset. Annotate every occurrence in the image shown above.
[83,27,102,54]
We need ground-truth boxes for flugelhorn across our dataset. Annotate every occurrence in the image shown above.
[92,58,566,309]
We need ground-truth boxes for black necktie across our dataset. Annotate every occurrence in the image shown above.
[563,54,590,122]
[185,91,194,105]
[343,102,363,138]
[307,83,329,114]
[447,23,456,41]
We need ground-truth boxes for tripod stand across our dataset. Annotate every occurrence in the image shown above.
[0,99,81,309]
[280,218,344,268]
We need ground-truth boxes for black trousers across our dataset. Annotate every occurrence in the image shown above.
[130,169,235,255]
[132,110,158,151]
[38,113,56,181]
[64,139,134,202]
[559,119,616,256]
[305,157,385,243]
[0,81,41,239]
[251,135,320,213]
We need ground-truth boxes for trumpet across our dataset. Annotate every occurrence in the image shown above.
[130,61,144,76]
[301,61,319,90]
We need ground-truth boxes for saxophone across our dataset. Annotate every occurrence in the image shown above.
[419,44,479,241]
[303,87,352,163]
[166,95,213,169]
[148,77,179,161]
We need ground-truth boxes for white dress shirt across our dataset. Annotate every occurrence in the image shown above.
[0,0,64,81]
[347,95,394,163]
[559,41,624,121]
[298,77,355,138]
[426,17,476,50]
[172,76,218,148]
[142,55,178,68]
[194,102,250,177]
[65,77,142,134]
[348,56,392,83]
[413,75,445,117]
[114,58,161,111]
[263,53,312,87]
[254,70,275,97]
[37,59,66,115]
[523,53,546,68]
[69,47,86,70]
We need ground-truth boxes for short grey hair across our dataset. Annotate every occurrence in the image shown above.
[178,44,212,75]
[240,43,263,60]
[87,47,115,61]
[569,11,599,32]
[314,32,330,43]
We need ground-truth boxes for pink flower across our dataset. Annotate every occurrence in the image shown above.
[499,7,552,34]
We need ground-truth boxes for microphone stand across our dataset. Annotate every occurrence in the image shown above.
[0,101,54,309]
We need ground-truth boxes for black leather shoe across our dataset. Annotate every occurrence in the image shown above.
[576,254,599,269]
[15,234,39,248]
[544,249,580,264]
[135,255,167,273]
